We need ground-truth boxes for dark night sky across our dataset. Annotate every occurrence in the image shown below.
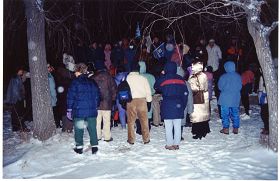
[3,0,278,93]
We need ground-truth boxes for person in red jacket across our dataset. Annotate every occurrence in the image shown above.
[240,65,254,120]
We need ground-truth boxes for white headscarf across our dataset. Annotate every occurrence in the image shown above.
[191,62,203,75]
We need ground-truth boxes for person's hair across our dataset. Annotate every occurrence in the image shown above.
[75,63,88,74]
[86,63,95,72]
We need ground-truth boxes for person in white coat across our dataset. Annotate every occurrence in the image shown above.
[206,39,222,73]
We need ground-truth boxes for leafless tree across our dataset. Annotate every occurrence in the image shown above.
[24,0,56,141]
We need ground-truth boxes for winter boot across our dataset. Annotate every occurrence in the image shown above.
[233,128,238,134]
[165,145,175,150]
[92,147,98,154]
[74,148,83,154]
[220,128,229,135]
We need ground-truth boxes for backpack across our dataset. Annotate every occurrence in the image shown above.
[117,76,132,109]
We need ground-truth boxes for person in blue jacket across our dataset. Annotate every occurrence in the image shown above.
[218,61,242,134]
[154,61,188,150]
[114,65,129,129]
[67,63,101,154]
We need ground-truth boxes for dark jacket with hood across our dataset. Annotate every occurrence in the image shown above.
[218,61,242,107]
[154,61,188,119]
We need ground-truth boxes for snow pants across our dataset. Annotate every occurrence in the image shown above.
[127,98,150,143]
[221,106,240,129]
[96,110,112,140]
[74,117,98,147]
[164,119,181,146]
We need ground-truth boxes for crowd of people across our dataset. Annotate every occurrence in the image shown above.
[5,33,269,154]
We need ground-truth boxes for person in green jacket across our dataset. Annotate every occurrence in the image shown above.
[136,61,155,135]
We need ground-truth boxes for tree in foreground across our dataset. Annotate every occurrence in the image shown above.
[24,0,56,140]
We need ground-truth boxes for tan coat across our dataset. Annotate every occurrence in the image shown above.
[188,72,210,123]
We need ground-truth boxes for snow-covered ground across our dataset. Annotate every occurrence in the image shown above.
[3,99,278,179]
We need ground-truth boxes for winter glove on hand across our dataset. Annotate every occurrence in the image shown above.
[67,109,73,121]
[147,102,151,111]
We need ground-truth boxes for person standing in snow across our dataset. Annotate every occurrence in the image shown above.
[176,67,194,140]
[258,71,269,135]
[67,63,100,154]
[240,65,254,120]
[5,67,30,132]
[218,61,242,134]
[47,63,59,128]
[154,61,188,150]
[204,66,214,101]
[92,60,117,142]
[206,39,222,73]
[136,61,156,135]
[55,60,75,133]
[188,60,210,139]
[126,63,152,145]
[114,65,129,129]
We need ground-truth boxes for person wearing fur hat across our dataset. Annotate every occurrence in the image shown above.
[92,60,117,142]
[67,63,101,154]
[188,60,210,139]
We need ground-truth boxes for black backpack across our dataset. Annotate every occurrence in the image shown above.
[117,77,132,109]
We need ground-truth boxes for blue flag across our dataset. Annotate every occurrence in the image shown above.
[135,22,141,38]
[153,43,165,60]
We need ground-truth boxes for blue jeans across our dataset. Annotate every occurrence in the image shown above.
[221,106,240,129]
[116,99,126,128]
[74,117,98,147]
[164,119,181,146]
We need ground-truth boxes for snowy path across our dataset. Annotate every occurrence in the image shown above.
[3,102,277,179]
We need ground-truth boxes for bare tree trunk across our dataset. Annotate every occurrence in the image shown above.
[247,14,278,152]
[24,0,56,141]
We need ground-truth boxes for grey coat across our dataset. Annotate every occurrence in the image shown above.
[5,75,25,104]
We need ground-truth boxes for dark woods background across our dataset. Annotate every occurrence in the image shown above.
[3,0,278,94]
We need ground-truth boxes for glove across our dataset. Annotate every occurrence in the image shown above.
[67,109,72,121]
[147,102,151,111]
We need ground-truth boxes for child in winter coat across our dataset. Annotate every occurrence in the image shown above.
[204,66,213,100]
[218,61,242,134]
